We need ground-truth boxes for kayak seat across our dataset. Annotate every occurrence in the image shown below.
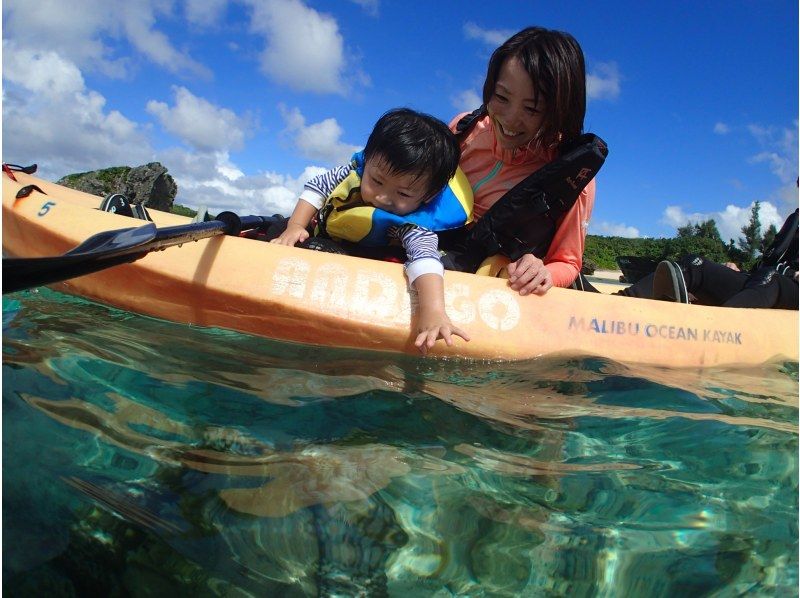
[475,254,510,278]
[299,237,348,254]
[99,193,153,221]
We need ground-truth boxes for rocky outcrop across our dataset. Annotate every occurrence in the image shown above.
[57,162,178,211]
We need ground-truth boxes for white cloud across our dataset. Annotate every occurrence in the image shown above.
[3,0,209,79]
[0,40,300,218]
[120,4,211,79]
[714,122,730,134]
[147,86,249,152]
[591,221,640,238]
[2,41,152,180]
[3,0,126,77]
[463,22,514,47]
[461,25,621,103]
[349,0,379,17]
[747,123,798,184]
[661,202,783,243]
[587,62,621,101]
[161,147,316,217]
[184,0,229,27]
[451,89,482,113]
[745,122,799,213]
[246,0,367,95]
[279,104,361,165]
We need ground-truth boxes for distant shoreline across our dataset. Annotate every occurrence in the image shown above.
[590,269,624,282]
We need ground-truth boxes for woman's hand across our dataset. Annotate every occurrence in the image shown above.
[506,253,553,295]
[270,223,309,246]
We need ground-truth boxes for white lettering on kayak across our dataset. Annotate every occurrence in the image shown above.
[478,290,521,331]
[271,257,309,299]
[269,257,522,332]
[445,283,476,324]
[568,316,742,345]
[353,271,399,321]
[310,263,349,315]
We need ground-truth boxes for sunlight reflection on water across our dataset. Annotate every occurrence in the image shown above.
[3,289,798,596]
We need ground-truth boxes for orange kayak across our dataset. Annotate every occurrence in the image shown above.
[3,170,797,366]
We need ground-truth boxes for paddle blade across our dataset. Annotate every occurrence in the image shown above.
[3,223,157,294]
[66,223,157,255]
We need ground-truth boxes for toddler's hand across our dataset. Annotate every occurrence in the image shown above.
[270,223,309,246]
[414,311,470,356]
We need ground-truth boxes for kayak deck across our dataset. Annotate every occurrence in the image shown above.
[3,171,797,366]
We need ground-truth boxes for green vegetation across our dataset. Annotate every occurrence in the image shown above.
[170,203,198,217]
[96,166,131,184]
[585,203,772,271]
[61,166,130,186]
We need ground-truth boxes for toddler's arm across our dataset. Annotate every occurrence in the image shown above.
[412,273,470,355]
[271,199,317,246]
[395,224,470,355]
[271,163,351,246]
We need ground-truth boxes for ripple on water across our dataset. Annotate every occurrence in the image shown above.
[3,289,798,596]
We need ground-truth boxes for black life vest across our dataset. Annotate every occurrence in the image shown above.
[442,108,608,272]
[759,208,798,273]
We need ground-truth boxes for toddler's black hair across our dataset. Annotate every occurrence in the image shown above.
[363,108,460,200]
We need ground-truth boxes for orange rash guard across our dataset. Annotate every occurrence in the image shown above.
[450,113,595,288]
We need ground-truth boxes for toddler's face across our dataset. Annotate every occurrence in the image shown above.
[361,156,431,215]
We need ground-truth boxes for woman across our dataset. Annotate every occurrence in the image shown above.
[447,26,597,296]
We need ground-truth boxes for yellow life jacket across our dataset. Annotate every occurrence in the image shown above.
[317,152,473,246]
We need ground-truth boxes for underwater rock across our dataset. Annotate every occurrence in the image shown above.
[182,444,413,518]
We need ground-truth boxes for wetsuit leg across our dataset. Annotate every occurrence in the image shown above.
[677,255,749,305]
[615,255,749,303]
[615,272,656,298]
[723,267,799,310]
[774,277,800,310]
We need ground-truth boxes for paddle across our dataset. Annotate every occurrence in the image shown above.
[3,212,279,294]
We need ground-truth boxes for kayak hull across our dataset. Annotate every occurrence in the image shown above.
[3,171,797,366]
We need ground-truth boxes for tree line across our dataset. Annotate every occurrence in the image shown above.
[584,202,777,272]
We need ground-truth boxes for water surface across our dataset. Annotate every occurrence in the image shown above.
[3,289,797,596]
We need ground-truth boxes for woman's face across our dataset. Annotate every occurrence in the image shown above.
[486,56,545,151]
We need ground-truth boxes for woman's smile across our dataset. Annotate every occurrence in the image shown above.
[487,56,545,150]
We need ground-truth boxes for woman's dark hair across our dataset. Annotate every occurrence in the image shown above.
[364,108,460,200]
[481,26,586,147]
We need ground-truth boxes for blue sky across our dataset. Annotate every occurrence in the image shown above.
[3,0,797,241]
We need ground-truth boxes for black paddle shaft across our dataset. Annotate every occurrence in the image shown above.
[3,212,278,294]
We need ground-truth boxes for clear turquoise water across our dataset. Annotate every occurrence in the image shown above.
[3,288,798,597]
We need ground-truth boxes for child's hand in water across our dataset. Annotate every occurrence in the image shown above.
[412,272,470,355]
[414,308,470,356]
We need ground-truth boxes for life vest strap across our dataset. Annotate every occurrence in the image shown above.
[444,131,608,270]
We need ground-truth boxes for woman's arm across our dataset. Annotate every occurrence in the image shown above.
[504,180,595,294]
[543,179,595,287]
